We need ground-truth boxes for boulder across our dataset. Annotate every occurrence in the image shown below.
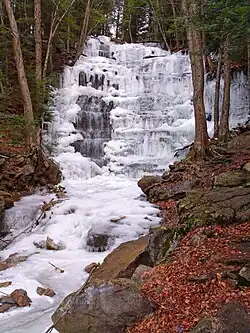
[86,227,112,252]
[214,171,248,187]
[137,175,162,195]
[239,266,250,285]
[92,236,151,281]
[178,187,250,231]
[148,226,177,264]
[148,178,195,203]
[190,303,250,333]
[216,302,250,333]
[131,264,153,285]
[52,278,155,333]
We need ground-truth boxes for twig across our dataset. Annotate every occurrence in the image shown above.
[49,262,64,273]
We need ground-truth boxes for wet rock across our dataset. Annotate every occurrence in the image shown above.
[131,264,153,285]
[47,162,61,185]
[46,237,66,251]
[36,286,56,297]
[189,318,213,333]
[138,175,162,195]
[52,278,155,333]
[84,262,100,274]
[92,236,151,280]
[86,228,112,252]
[148,226,177,264]
[214,171,248,187]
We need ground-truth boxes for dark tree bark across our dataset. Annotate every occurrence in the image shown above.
[3,0,34,146]
[213,54,222,138]
[219,37,231,143]
[182,0,209,158]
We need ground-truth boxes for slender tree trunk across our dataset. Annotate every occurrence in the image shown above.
[34,0,42,108]
[213,54,222,138]
[182,0,209,157]
[3,0,34,146]
[43,0,77,78]
[219,37,231,143]
[72,0,91,65]
[170,0,180,50]
[248,38,250,116]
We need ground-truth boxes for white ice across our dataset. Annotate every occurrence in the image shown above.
[0,36,248,333]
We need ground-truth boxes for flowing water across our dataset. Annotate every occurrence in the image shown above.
[0,37,248,333]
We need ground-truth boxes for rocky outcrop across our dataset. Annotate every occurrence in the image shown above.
[147,226,178,263]
[92,236,151,280]
[52,278,155,333]
[137,175,162,195]
[178,187,250,230]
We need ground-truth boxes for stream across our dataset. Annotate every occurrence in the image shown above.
[0,36,248,333]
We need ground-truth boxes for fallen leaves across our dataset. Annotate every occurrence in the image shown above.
[128,222,250,333]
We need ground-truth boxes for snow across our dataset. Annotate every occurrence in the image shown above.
[0,36,248,333]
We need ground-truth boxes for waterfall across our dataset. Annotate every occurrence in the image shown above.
[0,36,248,333]
[50,36,248,177]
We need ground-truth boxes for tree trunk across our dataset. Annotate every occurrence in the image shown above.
[71,0,91,66]
[248,38,250,116]
[34,0,42,107]
[182,0,209,157]
[170,0,180,50]
[3,0,34,146]
[219,37,231,143]
[213,54,222,138]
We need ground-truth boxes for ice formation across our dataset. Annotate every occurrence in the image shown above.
[0,37,248,333]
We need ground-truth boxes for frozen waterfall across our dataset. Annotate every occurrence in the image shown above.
[49,36,248,177]
[0,37,248,333]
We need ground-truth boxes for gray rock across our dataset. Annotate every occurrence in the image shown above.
[137,175,162,195]
[214,171,247,187]
[131,264,152,285]
[148,225,177,264]
[52,278,155,333]
[86,227,113,252]
[189,318,213,333]
[239,266,250,283]
[216,302,250,333]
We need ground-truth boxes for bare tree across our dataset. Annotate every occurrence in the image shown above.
[182,0,209,157]
[43,0,77,78]
[3,0,34,146]
[170,0,180,50]
[72,0,91,65]
[34,0,42,105]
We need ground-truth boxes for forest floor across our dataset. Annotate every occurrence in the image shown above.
[130,126,250,332]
